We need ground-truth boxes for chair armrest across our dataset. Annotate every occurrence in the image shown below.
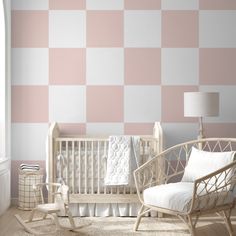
[188,161,236,213]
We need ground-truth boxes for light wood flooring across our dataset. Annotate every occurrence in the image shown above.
[1,206,236,236]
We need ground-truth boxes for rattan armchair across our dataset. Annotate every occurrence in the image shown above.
[134,138,236,236]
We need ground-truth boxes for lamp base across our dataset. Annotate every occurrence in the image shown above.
[198,134,205,140]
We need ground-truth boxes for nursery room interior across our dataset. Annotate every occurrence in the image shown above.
[1,0,236,235]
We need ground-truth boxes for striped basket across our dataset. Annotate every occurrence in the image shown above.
[18,170,43,210]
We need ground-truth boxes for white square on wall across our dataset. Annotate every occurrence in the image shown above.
[200,11,236,48]
[161,0,198,10]
[162,123,198,148]
[49,10,86,48]
[49,86,86,123]
[12,48,49,85]
[11,123,49,160]
[200,86,236,123]
[86,123,124,135]
[162,48,199,85]
[11,0,48,10]
[86,0,124,10]
[87,48,124,85]
[124,86,161,122]
[124,10,161,48]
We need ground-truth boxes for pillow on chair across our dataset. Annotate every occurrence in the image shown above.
[181,147,235,184]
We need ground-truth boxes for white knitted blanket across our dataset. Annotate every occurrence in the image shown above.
[105,136,140,186]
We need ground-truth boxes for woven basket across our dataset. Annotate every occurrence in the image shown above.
[18,169,43,210]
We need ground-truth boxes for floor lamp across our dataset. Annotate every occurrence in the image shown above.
[184,92,219,139]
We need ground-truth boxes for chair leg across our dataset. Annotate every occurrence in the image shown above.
[179,215,197,236]
[50,213,61,230]
[187,215,196,236]
[222,209,234,236]
[66,208,76,229]
[134,205,152,231]
[134,205,145,231]
[27,208,36,222]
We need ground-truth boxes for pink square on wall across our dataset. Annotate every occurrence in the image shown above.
[12,86,48,122]
[12,11,48,48]
[162,86,198,122]
[205,123,236,138]
[200,49,236,85]
[87,11,123,47]
[58,123,86,135]
[49,0,86,9]
[199,0,236,10]
[87,86,124,122]
[124,123,154,135]
[162,11,198,48]
[125,48,161,85]
[125,0,161,9]
[49,49,86,85]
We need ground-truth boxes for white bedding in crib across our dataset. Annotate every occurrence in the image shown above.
[55,148,151,191]
[46,136,155,216]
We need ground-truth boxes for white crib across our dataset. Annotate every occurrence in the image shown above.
[47,122,163,216]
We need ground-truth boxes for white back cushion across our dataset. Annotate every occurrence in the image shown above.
[182,147,235,184]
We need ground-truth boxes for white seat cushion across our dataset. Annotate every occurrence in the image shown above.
[143,182,194,212]
[36,203,61,213]
[143,182,234,213]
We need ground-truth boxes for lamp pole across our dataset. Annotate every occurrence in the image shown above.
[198,117,204,140]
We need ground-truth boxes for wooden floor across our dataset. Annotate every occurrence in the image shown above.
[1,206,236,236]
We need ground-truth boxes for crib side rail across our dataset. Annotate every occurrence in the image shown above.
[53,137,160,200]
[48,121,163,203]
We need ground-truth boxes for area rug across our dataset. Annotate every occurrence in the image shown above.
[12,216,234,236]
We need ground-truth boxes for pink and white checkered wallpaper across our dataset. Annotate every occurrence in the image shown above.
[11,0,236,196]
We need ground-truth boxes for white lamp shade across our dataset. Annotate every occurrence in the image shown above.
[184,92,219,117]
